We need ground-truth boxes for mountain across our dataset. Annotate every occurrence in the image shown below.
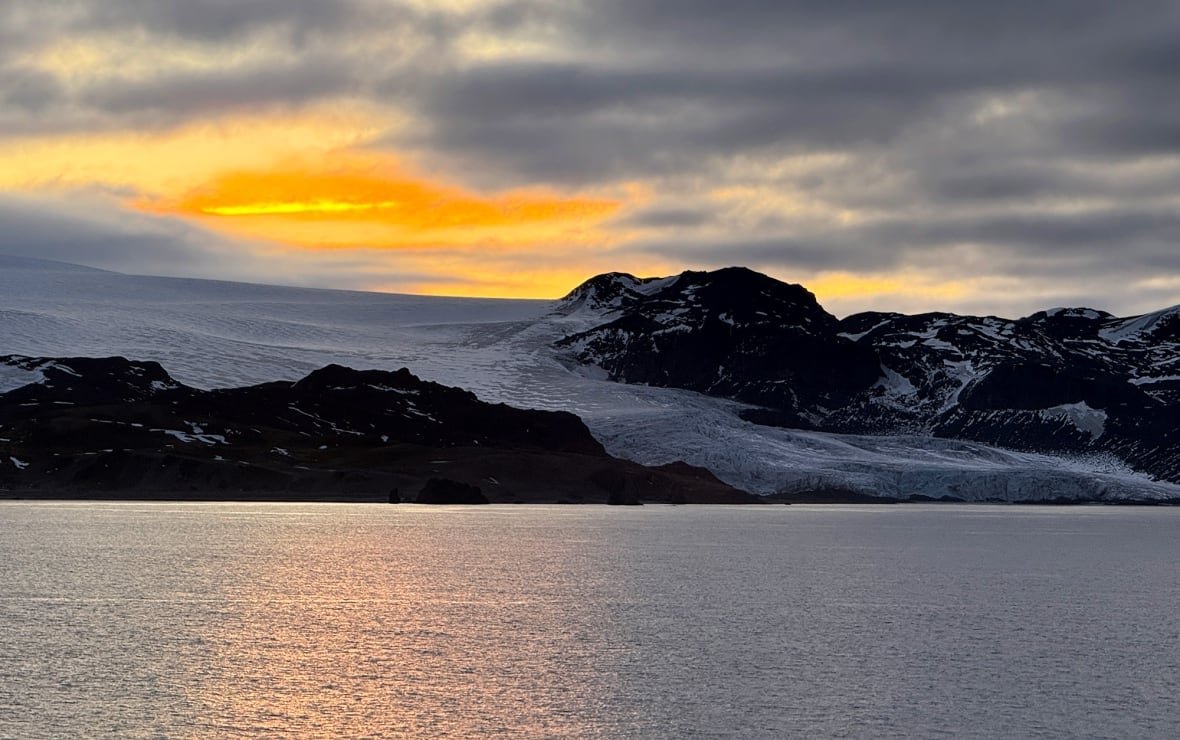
[2,254,1178,502]
[0,354,752,503]
[556,268,1180,493]
[558,267,880,427]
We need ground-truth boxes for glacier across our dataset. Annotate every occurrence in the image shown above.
[1,255,1176,501]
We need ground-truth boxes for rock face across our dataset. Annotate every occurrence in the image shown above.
[556,269,1180,488]
[0,356,755,503]
[558,267,881,427]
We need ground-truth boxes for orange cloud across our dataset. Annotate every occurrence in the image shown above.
[139,154,622,250]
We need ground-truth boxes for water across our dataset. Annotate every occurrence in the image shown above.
[1,503,1178,738]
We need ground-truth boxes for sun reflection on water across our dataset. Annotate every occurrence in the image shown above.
[178,506,637,738]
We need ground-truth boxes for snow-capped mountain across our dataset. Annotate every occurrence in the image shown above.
[558,267,880,428]
[2,255,1178,501]
[558,268,1180,491]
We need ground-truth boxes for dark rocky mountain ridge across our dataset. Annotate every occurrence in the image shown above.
[557,268,1180,489]
[0,355,754,504]
[558,267,881,428]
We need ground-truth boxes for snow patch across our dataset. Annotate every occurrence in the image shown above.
[156,429,228,445]
[838,318,891,342]
[874,365,916,397]
[1042,401,1107,440]
[44,361,81,377]
[1100,306,1180,342]
[1130,374,1180,386]
[0,364,45,393]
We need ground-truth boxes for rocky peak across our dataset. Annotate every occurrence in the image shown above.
[557,267,881,423]
[292,364,422,394]
[0,355,180,406]
[556,272,676,315]
[633,266,838,334]
[1101,305,1180,343]
[1019,307,1114,341]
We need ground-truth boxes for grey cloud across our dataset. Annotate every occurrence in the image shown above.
[867,208,1180,259]
[390,0,1180,186]
[0,65,64,112]
[916,165,1089,205]
[626,235,896,273]
[613,207,715,229]
[1059,93,1180,157]
[624,205,1180,279]
[83,0,538,45]
[398,62,993,183]
[75,0,375,42]
[0,195,258,278]
[82,58,359,117]
[0,0,540,131]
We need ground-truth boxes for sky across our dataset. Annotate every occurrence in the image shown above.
[3,1,1180,317]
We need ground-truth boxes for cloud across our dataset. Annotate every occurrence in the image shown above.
[612,207,715,229]
[81,59,359,118]
[4,0,1180,315]
[0,64,63,112]
[0,193,250,276]
[388,2,1180,178]
[86,0,352,41]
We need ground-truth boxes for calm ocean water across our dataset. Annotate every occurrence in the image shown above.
[1,502,1178,738]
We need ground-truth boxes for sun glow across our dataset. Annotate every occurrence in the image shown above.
[142,154,623,249]
[0,106,390,195]
[201,200,403,216]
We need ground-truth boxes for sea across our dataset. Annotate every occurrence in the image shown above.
[1,502,1178,738]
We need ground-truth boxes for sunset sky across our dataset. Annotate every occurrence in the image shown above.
[3,1,1180,316]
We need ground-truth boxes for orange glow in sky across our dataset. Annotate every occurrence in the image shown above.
[140,155,622,252]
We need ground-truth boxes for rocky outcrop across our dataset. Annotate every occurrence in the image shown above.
[0,356,755,503]
[557,267,880,427]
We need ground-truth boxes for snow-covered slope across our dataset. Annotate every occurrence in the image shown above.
[1,255,1176,501]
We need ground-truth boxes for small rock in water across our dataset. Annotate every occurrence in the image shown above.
[415,477,488,504]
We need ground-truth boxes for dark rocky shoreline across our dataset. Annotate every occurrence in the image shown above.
[0,355,757,505]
